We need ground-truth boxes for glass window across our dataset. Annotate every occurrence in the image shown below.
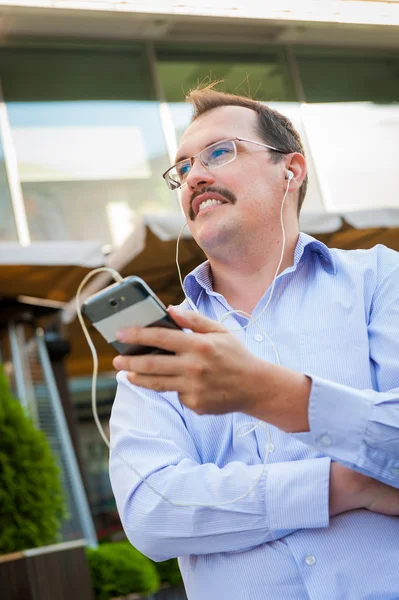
[293,50,399,214]
[0,47,176,247]
[0,132,18,241]
[156,46,296,144]
[300,102,399,213]
[294,49,399,103]
[158,47,295,103]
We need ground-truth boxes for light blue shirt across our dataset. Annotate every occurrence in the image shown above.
[110,233,399,600]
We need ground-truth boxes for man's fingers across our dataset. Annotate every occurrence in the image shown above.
[116,324,188,353]
[113,353,183,375]
[168,306,227,334]
[116,309,227,353]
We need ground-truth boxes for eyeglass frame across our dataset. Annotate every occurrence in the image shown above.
[162,136,287,190]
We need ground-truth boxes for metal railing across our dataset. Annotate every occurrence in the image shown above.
[8,321,97,548]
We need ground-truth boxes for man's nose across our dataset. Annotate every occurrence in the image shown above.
[186,158,215,190]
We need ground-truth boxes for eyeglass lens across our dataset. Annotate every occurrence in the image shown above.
[167,139,236,190]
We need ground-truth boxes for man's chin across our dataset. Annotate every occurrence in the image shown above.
[193,222,237,256]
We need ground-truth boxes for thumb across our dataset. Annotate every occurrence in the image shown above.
[168,306,227,334]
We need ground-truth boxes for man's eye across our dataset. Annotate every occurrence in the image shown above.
[177,163,190,178]
[209,146,231,161]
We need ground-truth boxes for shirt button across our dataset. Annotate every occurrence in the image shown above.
[266,443,275,453]
[319,434,332,447]
[254,334,264,342]
[305,555,316,566]
[391,468,399,477]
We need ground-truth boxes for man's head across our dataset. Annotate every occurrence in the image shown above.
[171,86,307,258]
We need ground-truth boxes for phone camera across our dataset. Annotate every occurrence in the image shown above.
[109,298,118,307]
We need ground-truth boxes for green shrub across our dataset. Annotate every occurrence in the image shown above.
[154,558,183,588]
[87,541,160,599]
[0,364,65,554]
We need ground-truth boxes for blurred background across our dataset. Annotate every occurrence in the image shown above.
[0,1,398,598]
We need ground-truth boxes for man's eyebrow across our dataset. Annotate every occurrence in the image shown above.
[174,138,230,164]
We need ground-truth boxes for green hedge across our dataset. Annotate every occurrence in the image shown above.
[0,364,65,554]
[153,558,183,588]
[87,541,160,599]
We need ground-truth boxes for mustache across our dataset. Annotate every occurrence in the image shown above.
[189,186,238,221]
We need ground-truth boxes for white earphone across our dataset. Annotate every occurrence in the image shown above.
[285,169,294,181]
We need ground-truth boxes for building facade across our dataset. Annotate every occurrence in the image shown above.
[1,0,399,534]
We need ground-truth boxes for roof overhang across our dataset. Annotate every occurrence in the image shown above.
[0,1,399,49]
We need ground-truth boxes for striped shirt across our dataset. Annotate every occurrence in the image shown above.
[110,232,399,600]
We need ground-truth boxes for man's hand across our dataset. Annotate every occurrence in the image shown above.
[330,462,399,517]
[112,307,263,416]
[113,307,311,429]
[113,307,311,430]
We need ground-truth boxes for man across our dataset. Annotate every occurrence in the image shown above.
[110,87,399,599]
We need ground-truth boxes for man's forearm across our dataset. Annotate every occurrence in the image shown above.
[113,458,331,561]
[329,461,399,516]
[248,359,311,433]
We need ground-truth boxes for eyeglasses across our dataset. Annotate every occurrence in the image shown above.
[162,137,286,191]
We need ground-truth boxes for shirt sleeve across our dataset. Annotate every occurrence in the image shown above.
[294,247,399,488]
[109,372,330,562]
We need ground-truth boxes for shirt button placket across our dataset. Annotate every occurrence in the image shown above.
[305,555,316,566]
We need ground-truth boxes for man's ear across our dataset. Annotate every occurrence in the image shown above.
[285,153,307,190]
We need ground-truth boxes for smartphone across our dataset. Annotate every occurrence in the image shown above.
[81,276,182,356]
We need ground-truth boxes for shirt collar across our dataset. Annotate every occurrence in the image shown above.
[184,232,337,300]
[294,232,337,274]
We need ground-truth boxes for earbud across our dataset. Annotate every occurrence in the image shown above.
[285,170,294,181]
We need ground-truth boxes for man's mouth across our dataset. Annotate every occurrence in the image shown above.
[198,197,225,212]
[190,188,237,220]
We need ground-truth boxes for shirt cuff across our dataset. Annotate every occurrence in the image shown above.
[295,375,372,465]
[265,456,331,532]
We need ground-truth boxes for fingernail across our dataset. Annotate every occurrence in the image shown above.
[113,356,123,369]
[116,329,127,341]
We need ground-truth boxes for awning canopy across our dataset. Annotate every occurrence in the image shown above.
[0,240,104,302]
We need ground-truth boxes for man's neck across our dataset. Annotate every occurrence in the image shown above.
[209,231,299,315]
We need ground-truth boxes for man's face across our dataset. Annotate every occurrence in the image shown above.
[176,105,287,257]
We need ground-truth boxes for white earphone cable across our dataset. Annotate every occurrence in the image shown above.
[77,272,273,506]
[77,177,290,507]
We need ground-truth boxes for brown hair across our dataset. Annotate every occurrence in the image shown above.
[186,85,308,215]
